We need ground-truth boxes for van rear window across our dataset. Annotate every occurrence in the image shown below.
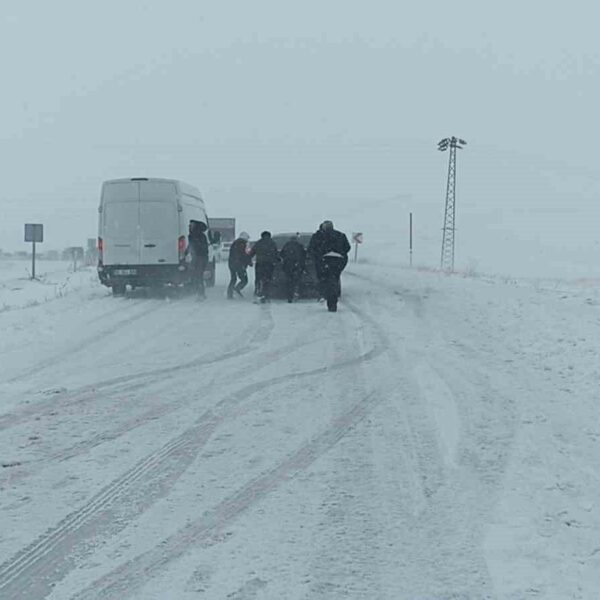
[139,181,177,202]
[103,182,138,202]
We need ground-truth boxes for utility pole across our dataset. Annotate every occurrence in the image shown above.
[409,212,413,267]
[437,137,467,271]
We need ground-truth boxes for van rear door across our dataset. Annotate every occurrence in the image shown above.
[102,181,140,265]
[138,181,179,265]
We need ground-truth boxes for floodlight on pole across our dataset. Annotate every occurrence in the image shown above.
[438,136,467,272]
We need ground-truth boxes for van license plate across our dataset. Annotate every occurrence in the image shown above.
[114,269,136,276]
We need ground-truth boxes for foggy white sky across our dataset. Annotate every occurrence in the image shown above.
[1,0,599,275]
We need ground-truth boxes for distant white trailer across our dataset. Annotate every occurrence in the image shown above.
[208,217,236,261]
[97,177,215,294]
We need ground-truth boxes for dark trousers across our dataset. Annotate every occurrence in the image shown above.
[255,262,275,298]
[320,257,345,309]
[283,266,303,301]
[191,256,207,297]
[228,266,248,297]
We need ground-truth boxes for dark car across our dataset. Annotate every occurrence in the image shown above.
[252,232,320,299]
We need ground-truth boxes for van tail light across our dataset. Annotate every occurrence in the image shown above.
[97,237,104,264]
[178,236,187,261]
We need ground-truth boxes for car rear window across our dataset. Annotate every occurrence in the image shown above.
[273,234,312,247]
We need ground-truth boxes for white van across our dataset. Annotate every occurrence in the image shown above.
[97,177,216,294]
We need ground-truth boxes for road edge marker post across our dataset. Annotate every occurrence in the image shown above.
[409,212,413,267]
[352,232,363,263]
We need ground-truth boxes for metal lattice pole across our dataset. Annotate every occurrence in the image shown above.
[438,136,466,271]
[441,142,457,270]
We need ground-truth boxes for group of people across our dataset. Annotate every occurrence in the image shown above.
[187,219,350,312]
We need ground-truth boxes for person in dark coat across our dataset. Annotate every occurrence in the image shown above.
[280,234,306,303]
[308,220,350,312]
[249,231,279,303]
[227,231,252,299]
[186,220,209,299]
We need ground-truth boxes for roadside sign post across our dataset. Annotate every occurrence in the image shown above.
[24,224,44,280]
[352,232,363,263]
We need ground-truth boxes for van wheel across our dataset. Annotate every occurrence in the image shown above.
[112,284,126,296]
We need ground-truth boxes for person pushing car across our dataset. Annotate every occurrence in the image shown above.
[280,233,306,303]
[227,231,252,299]
[308,220,350,312]
[249,231,279,303]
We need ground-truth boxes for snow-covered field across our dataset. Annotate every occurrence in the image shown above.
[0,260,599,599]
[0,260,97,313]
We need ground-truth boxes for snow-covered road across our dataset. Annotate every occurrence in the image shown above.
[1,261,599,599]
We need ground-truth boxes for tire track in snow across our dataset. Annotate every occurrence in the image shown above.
[0,411,222,599]
[1,324,318,486]
[345,269,429,317]
[302,303,386,600]
[355,285,457,504]
[70,390,382,600]
[0,290,133,356]
[425,356,518,484]
[5,300,166,385]
[0,303,387,599]
[359,277,519,489]
[347,274,510,596]
[0,305,274,434]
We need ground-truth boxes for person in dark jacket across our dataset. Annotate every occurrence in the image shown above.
[249,231,279,303]
[227,231,252,299]
[186,220,209,299]
[308,220,350,312]
[280,234,306,303]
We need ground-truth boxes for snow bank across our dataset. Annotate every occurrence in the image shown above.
[0,259,98,312]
